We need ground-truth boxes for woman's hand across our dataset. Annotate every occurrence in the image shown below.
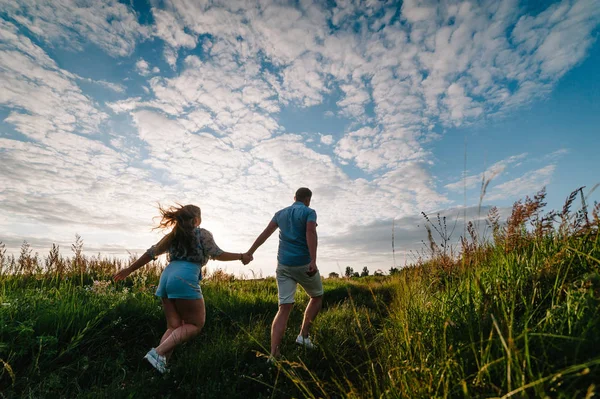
[241,253,253,265]
[113,267,132,282]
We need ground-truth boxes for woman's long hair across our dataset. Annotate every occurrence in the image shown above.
[154,204,201,257]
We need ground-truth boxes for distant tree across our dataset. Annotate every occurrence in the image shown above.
[328,272,340,279]
[352,272,360,278]
[389,267,400,275]
[373,269,384,276]
[345,266,354,278]
[360,266,369,277]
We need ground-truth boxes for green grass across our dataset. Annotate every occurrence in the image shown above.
[1,194,599,398]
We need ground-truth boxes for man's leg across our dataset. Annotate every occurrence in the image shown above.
[271,303,293,357]
[296,266,324,339]
[300,295,322,338]
[272,264,297,358]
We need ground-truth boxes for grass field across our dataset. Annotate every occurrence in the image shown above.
[1,189,599,398]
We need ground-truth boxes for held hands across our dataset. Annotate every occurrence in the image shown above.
[241,252,253,265]
[307,260,318,277]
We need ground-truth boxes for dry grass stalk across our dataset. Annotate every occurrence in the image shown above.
[17,241,40,275]
[460,221,480,267]
[504,188,547,251]
[559,187,583,236]
[487,206,503,245]
[421,212,459,280]
[0,242,6,274]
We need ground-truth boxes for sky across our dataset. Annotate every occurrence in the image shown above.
[1,0,599,278]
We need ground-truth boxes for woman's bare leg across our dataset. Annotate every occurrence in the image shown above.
[159,298,182,361]
[155,298,205,356]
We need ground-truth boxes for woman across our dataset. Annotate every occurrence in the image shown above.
[113,204,252,373]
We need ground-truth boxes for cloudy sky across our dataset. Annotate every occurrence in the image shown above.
[1,0,599,277]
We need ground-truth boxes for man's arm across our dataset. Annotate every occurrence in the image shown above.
[246,220,278,256]
[306,220,318,276]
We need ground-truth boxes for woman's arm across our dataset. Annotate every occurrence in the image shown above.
[113,252,153,281]
[202,229,252,263]
[113,234,172,281]
[213,252,252,262]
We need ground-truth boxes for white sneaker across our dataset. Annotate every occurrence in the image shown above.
[144,348,168,374]
[295,335,316,349]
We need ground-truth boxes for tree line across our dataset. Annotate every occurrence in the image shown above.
[327,266,400,279]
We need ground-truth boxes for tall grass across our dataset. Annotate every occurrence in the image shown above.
[267,188,600,398]
[1,188,599,398]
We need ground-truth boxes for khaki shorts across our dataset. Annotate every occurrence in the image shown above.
[276,263,324,305]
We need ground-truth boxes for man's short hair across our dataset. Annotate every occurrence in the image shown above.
[295,187,312,202]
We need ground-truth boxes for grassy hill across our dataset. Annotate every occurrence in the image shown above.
[1,190,599,398]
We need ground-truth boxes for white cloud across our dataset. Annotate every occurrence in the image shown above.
[442,83,483,125]
[110,52,282,147]
[445,153,528,192]
[337,83,371,119]
[320,134,334,145]
[1,0,598,276]
[151,7,198,68]
[513,0,600,79]
[124,0,599,178]
[152,8,197,49]
[487,165,556,201]
[0,0,149,57]
[0,20,107,141]
[163,46,179,69]
[280,53,328,107]
[135,59,151,76]
[543,148,569,162]
[335,127,429,172]
[74,75,126,93]
[402,0,438,24]
[0,19,168,257]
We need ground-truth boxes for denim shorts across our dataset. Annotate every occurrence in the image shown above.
[155,261,203,300]
[276,263,323,305]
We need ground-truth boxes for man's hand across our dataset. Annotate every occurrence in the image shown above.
[241,252,253,265]
[307,261,318,277]
[113,267,132,282]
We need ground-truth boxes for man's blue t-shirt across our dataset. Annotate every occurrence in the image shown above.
[272,201,317,266]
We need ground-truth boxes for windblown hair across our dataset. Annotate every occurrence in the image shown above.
[154,204,201,257]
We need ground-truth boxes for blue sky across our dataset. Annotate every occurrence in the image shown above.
[1,0,599,277]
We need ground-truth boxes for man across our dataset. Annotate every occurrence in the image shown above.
[245,187,323,360]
